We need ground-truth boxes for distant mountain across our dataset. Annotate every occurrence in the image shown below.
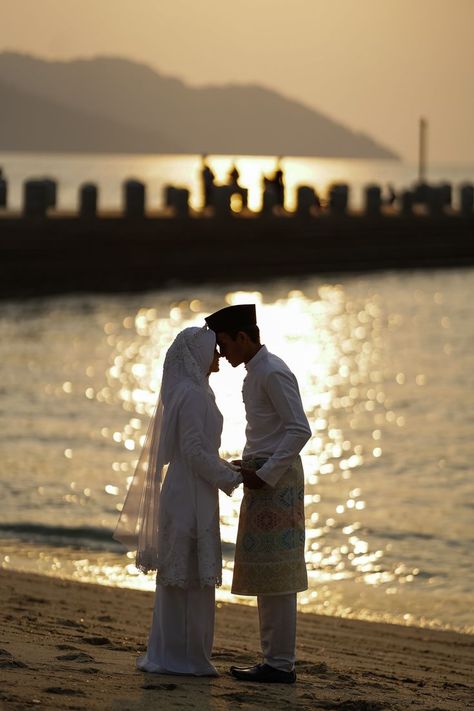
[0,52,399,159]
[0,80,180,154]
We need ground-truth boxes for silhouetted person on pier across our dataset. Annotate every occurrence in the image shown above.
[314,190,322,213]
[273,168,285,208]
[228,164,248,209]
[264,164,285,209]
[384,183,397,207]
[229,164,240,187]
[201,156,216,209]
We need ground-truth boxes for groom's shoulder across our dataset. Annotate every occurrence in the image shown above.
[265,350,293,376]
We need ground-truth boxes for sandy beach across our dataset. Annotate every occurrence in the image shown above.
[0,570,472,710]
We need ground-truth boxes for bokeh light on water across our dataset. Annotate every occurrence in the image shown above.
[1,270,473,632]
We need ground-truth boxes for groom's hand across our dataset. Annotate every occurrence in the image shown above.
[242,467,265,489]
[231,459,242,468]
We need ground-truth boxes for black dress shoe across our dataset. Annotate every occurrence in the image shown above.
[230,663,296,684]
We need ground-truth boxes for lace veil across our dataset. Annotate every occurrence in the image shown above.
[113,325,216,573]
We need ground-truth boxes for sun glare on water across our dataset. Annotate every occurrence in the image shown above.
[85,286,422,618]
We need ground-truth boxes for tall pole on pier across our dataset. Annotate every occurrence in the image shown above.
[418,117,428,183]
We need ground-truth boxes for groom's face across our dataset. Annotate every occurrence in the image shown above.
[216,331,246,367]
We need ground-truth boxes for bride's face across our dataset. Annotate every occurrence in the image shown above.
[207,348,221,375]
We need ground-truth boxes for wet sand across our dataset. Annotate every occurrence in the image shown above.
[0,569,473,710]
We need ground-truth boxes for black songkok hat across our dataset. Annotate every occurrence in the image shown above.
[205,304,257,333]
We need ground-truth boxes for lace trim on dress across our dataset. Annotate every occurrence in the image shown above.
[157,517,223,589]
[136,548,159,574]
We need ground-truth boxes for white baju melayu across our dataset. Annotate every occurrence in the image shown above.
[242,346,311,485]
[114,327,241,677]
[236,345,311,672]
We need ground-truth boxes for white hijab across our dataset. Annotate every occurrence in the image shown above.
[113,325,216,573]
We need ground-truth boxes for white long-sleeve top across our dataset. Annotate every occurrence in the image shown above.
[157,384,241,588]
[242,346,312,487]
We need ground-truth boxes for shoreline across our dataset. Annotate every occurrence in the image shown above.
[1,569,473,710]
[2,537,473,637]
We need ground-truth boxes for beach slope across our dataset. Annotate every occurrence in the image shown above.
[0,570,472,710]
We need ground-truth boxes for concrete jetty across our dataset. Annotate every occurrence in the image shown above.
[0,177,473,298]
[1,212,473,299]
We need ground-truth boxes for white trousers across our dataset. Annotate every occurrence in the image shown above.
[257,593,297,672]
[137,583,218,676]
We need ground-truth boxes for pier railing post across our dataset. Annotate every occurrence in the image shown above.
[365,184,382,216]
[79,183,98,218]
[43,179,57,210]
[296,186,316,217]
[0,169,7,209]
[413,182,430,209]
[174,188,190,217]
[329,184,349,216]
[24,180,48,218]
[164,185,190,216]
[124,179,146,218]
[164,185,177,209]
[440,183,452,210]
[459,184,474,217]
[427,186,444,217]
[401,190,413,216]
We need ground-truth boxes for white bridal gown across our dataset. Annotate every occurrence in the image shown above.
[137,383,240,676]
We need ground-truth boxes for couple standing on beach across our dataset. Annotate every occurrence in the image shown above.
[114,304,311,684]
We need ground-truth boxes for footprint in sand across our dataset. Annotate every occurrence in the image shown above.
[20,595,49,605]
[0,649,28,669]
[56,651,96,663]
[44,687,86,697]
[318,701,389,711]
[219,692,273,705]
[141,683,177,691]
[299,661,329,674]
[81,635,111,646]
[0,692,22,704]
[109,643,137,652]
[57,618,86,630]
[56,644,79,651]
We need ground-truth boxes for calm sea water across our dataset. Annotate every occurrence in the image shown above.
[0,153,473,634]
[0,271,473,632]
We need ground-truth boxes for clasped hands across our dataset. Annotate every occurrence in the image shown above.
[231,460,265,489]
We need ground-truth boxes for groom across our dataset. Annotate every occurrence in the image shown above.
[205,304,311,684]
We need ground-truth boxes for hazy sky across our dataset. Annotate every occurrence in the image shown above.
[2,0,473,163]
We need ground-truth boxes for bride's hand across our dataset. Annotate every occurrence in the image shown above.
[242,467,265,489]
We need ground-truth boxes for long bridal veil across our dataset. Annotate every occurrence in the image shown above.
[113,325,216,573]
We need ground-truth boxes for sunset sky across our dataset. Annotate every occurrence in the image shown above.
[2,0,473,163]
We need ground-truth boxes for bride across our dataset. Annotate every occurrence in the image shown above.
[114,325,241,676]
